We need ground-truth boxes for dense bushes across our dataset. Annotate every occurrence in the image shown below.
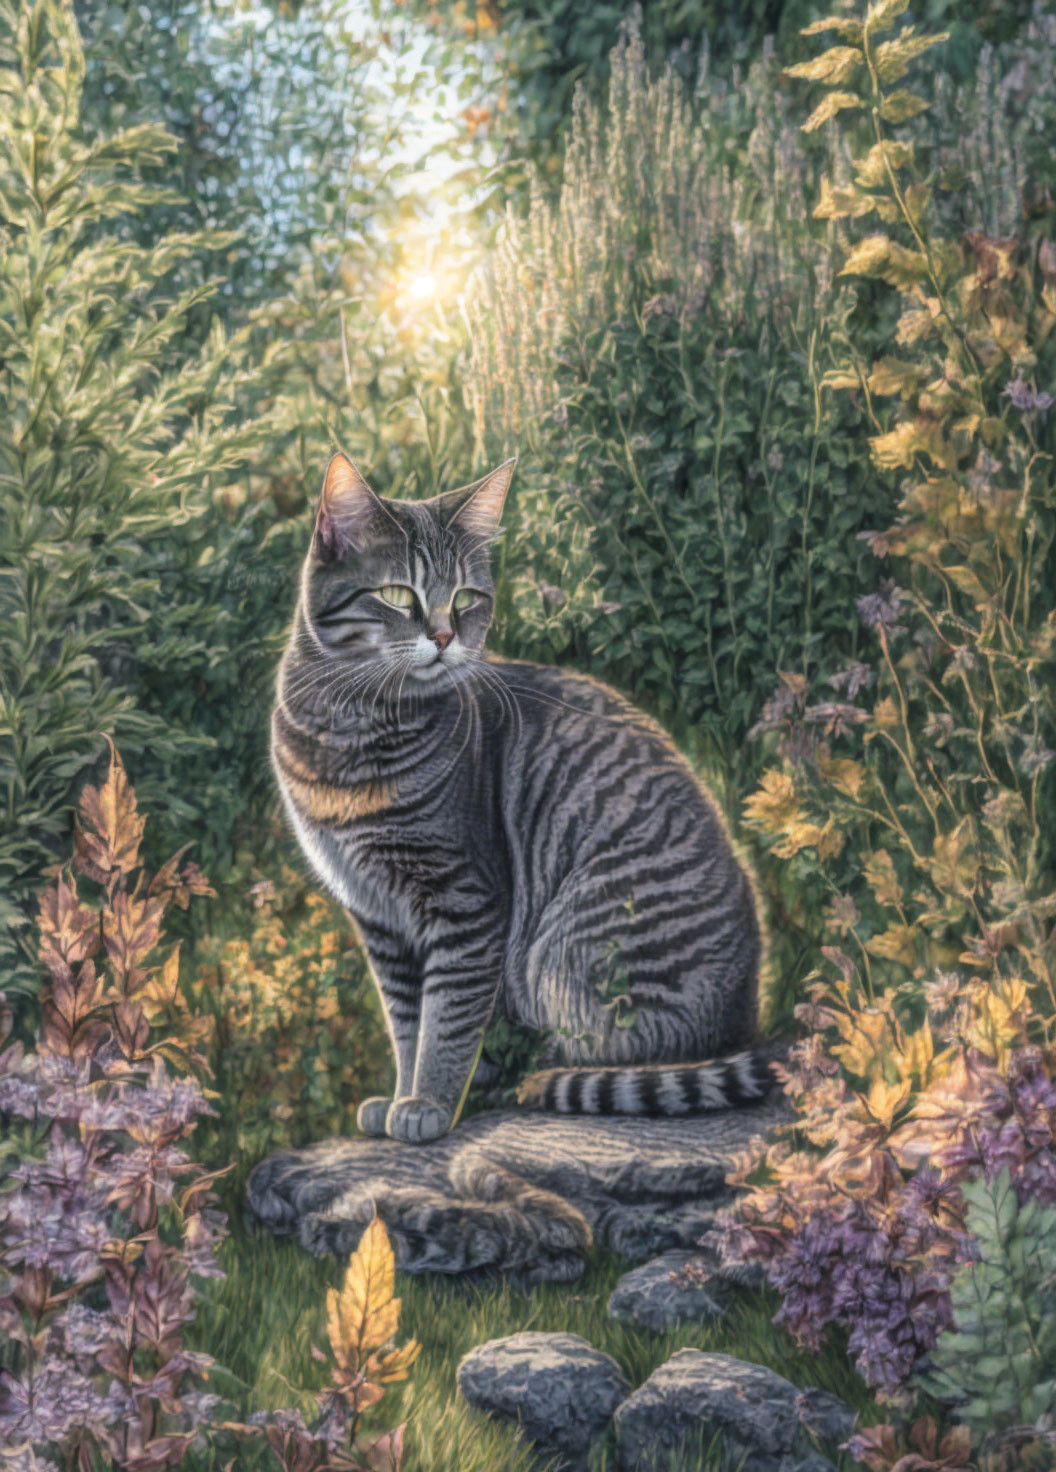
[466,20,886,791]
[711,0,1056,1459]
[0,0,302,990]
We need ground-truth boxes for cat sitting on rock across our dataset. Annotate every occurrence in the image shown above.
[271,453,771,1144]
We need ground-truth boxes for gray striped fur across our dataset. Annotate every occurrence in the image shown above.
[272,455,768,1145]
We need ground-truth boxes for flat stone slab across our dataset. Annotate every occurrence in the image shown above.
[247,1099,789,1283]
[458,1331,628,1458]
[613,1351,854,1472]
[608,1250,729,1331]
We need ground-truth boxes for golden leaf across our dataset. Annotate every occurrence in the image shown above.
[854,139,914,189]
[742,770,807,836]
[840,236,927,287]
[831,1005,896,1080]
[819,365,862,391]
[879,88,929,122]
[326,1217,420,1397]
[874,28,949,85]
[861,1076,911,1129]
[945,563,991,609]
[926,821,978,897]
[866,924,917,969]
[817,755,867,800]
[800,16,864,41]
[869,419,927,469]
[138,945,181,1022]
[802,91,861,133]
[871,697,900,729]
[785,46,862,85]
[865,0,910,33]
[892,1024,934,1085]
[813,178,884,221]
[74,737,145,882]
[866,356,921,397]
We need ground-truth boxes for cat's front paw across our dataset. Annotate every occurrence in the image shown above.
[385,1096,452,1143]
[356,1096,394,1136]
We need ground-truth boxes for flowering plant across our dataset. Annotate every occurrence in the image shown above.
[719,0,1056,1459]
[0,740,226,1469]
[190,863,389,1155]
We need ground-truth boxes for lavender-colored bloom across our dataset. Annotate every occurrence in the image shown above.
[61,1305,121,1361]
[1003,378,1054,412]
[856,578,907,634]
[1020,734,1055,778]
[0,1359,111,1442]
[826,662,873,699]
[968,449,1001,491]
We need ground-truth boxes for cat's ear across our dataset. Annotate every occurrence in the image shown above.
[313,453,392,561]
[441,458,517,540]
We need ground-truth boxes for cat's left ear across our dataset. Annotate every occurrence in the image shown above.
[313,453,392,561]
[440,457,517,540]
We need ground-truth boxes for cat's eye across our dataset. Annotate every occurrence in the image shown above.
[453,589,479,613]
[378,585,416,611]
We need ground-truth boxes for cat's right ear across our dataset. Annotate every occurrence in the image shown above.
[313,454,392,562]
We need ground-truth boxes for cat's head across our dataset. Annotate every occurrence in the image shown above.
[300,453,516,685]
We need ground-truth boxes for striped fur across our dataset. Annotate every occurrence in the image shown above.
[273,455,769,1145]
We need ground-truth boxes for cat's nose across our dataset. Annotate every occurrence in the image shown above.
[431,629,453,652]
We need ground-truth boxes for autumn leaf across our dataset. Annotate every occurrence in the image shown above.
[74,737,145,884]
[326,1217,420,1412]
[864,850,902,908]
[37,873,100,977]
[866,924,918,969]
[743,769,807,836]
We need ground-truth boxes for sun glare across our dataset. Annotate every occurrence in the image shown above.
[407,271,439,301]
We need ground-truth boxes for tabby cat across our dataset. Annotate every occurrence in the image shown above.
[271,453,769,1143]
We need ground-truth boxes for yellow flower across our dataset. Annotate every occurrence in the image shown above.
[743,769,808,836]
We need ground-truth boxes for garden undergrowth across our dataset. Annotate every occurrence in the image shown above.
[187,1226,880,1472]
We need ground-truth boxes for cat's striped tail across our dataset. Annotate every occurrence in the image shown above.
[515,1049,773,1116]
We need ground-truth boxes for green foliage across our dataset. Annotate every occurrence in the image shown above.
[751,0,1056,1022]
[0,0,292,990]
[467,20,884,792]
[920,1170,1056,1453]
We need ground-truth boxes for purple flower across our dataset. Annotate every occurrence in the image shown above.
[0,1359,112,1442]
[856,578,907,634]
[826,662,873,699]
[1003,378,1054,412]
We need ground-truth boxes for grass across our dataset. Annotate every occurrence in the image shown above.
[187,1189,881,1472]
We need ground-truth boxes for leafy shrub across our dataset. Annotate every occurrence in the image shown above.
[0,0,298,989]
[465,18,886,790]
[921,1169,1056,1454]
[709,0,1056,1457]
[191,863,389,1158]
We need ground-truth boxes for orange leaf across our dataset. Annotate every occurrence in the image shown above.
[74,738,145,883]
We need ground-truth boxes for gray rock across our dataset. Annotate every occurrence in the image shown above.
[608,1250,728,1331]
[795,1387,857,1445]
[612,1350,855,1472]
[247,1099,791,1282]
[458,1331,629,1458]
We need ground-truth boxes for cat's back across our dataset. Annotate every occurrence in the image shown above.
[483,655,730,845]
